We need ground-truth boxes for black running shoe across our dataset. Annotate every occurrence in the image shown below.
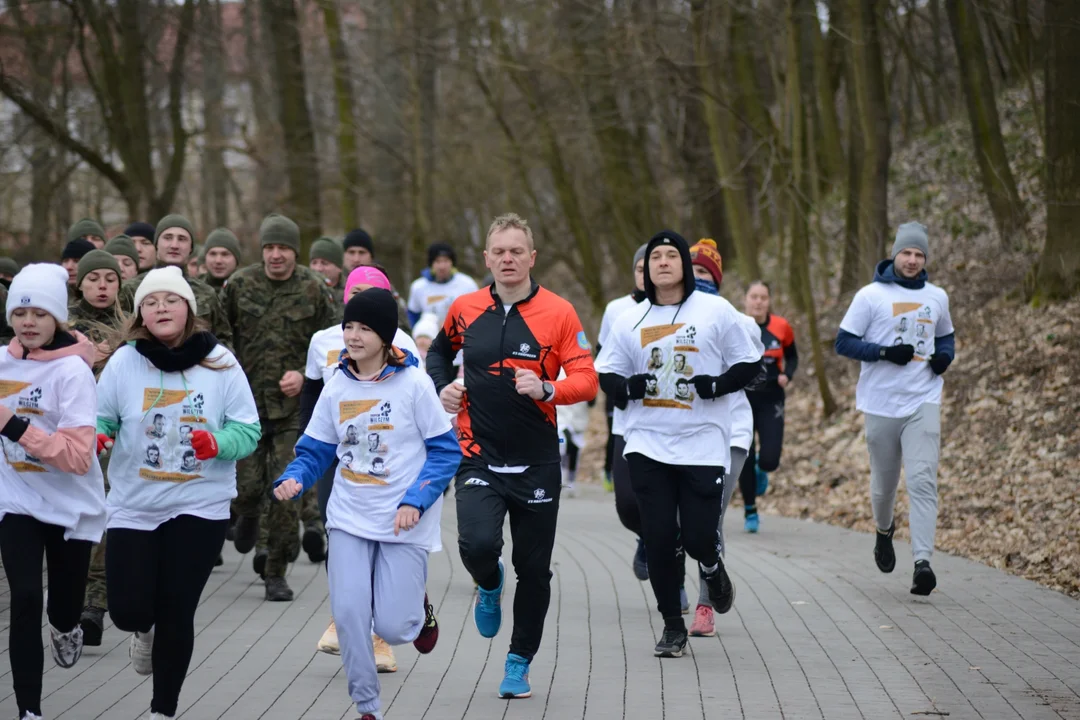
[875,523,896,573]
[302,526,326,563]
[265,576,294,602]
[910,561,937,596]
[703,560,735,614]
[80,607,104,647]
[654,627,688,658]
[233,515,259,554]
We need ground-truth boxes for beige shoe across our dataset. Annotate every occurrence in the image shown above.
[317,618,339,655]
[373,634,397,673]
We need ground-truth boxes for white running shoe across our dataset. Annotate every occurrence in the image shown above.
[149,713,173,719]
[317,618,339,655]
[20,712,43,720]
[129,629,154,675]
[49,623,84,668]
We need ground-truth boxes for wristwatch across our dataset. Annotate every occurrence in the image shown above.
[541,381,555,402]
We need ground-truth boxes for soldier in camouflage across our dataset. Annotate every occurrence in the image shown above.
[222,214,337,602]
[118,214,233,348]
[200,227,243,294]
[308,236,346,318]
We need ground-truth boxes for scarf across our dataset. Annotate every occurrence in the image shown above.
[135,331,219,372]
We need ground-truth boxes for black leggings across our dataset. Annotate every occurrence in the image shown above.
[107,514,228,717]
[611,434,641,536]
[0,514,92,718]
[739,391,786,509]
[626,453,724,623]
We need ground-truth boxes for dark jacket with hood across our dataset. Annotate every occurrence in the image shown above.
[598,230,762,408]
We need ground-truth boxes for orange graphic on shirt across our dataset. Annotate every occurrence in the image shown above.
[326,349,344,367]
[891,302,922,317]
[0,381,31,399]
[139,468,202,483]
[142,389,188,412]
[339,399,379,423]
[10,461,46,472]
[643,398,693,410]
[341,468,389,485]
[640,324,684,348]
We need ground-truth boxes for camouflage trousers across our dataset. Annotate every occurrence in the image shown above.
[233,417,315,578]
[256,485,323,550]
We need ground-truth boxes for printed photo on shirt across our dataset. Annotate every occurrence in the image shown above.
[892,336,904,346]
[896,317,908,334]
[916,340,926,356]
[645,375,659,397]
[180,448,202,473]
[179,424,193,446]
[144,443,162,469]
[674,377,693,403]
[343,424,360,446]
[647,347,664,370]
[366,431,388,455]
[146,413,167,439]
[369,456,387,477]
[673,353,694,376]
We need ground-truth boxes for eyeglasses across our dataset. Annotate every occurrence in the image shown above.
[140,296,186,311]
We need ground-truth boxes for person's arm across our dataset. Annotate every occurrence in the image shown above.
[201,289,233,350]
[273,434,338,495]
[835,330,882,362]
[298,377,324,434]
[426,302,463,394]
[208,420,261,461]
[549,310,598,405]
[400,430,460,514]
[1,365,98,475]
[783,338,799,380]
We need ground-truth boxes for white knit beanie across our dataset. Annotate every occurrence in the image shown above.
[411,312,440,340]
[134,266,198,317]
[6,263,70,324]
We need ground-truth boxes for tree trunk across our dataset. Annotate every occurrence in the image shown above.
[1032,0,1080,302]
[243,0,284,216]
[372,0,409,285]
[848,0,891,271]
[787,0,838,417]
[200,0,228,229]
[261,0,323,254]
[946,0,1027,247]
[810,8,845,184]
[690,0,761,281]
[411,0,438,264]
[318,0,361,230]
[929,0,948,123]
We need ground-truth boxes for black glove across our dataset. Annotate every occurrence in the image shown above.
[928,353,952,375]
[879,344,915,366]
[0,414,29,442]
[626,374,654,401]
[691,375,718,399]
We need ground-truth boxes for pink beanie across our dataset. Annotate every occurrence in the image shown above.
[344,266,390,302]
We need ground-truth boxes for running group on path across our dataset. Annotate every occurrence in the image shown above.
[0,213,952,720]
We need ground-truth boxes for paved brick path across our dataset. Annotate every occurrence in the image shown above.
[3,486,1080,719]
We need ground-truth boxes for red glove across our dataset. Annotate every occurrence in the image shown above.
[191,430,219,460]
[96,434,113,458]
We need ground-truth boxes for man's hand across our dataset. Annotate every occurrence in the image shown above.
[440,382,465,413]
[514,368,545,400]
[777,374,790,389]
[880,344,915,366]
[626,374,654,401]
[279,370,304,397]
[395,505,421,535]
[274,479,302,501]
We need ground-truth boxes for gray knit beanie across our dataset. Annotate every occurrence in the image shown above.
[67,217,106,244]
[155,214,197,246]
[259,214,300,253]
[632,243,649,273]
[309,236,344,268]
[104,234,139,268]
[892,221,929,261]
[203,227,242,263]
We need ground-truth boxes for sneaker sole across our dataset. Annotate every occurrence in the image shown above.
[376,663,398,673]
[316,644,340,655]
[875,555,896,574]
[688,628,715,637]
[654,647,685,658]
[499,689,532,699]
[911,573,937,596]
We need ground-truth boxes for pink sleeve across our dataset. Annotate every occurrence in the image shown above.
[19,425,95,476]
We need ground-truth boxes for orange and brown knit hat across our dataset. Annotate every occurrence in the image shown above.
[690,238,723,286]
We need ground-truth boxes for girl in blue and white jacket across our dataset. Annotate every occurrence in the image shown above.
[274,288,460,720]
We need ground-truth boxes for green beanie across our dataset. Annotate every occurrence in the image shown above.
[104,234,139,268]
[259,213,300,253]
[76,249,122,287]
[67,217,106,244]
[204,227,242,262]
[309,236,343,268]
[155,214,197,246]
[0,257,19,277]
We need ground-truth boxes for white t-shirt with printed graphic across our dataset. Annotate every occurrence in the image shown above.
[304,364,452,551]
[839,280,954,418]
[0,352,106,542]
[595,291,764,469]
[407,273,479,326]
[305,326,420,384]
[97,344,260,531]
[599,294,640,436]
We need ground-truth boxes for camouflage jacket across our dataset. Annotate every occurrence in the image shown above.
[67,298,125,344]
[199,272,229,297]
[221,263,337,421]
[325,274,345,322]
[119,265,233,348]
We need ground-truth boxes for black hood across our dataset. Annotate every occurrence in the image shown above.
[642,230,695,304]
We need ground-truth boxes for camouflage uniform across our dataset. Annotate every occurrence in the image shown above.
[222,262,336,579]
[0,285,11,345]
[199,272,229,296]
[68,297,125,612]
[119,265,233,348]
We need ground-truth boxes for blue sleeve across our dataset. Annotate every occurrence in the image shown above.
[407,309,422,326]
[835,329,882,363]
[273,434,338,498]
[400,430,461,514]
[934,332,955,359]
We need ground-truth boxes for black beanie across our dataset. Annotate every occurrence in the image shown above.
[124,221,156,241]
[342,288,398,347]
[427,242,456,267]
[343,229,375,256]
[62,237,96,262]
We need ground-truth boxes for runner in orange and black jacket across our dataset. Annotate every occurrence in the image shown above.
[427,276,597,669]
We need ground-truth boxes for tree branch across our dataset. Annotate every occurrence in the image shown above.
[158,0,197,212]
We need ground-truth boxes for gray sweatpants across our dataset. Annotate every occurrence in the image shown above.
[864,403,941,563]
[698,447,747,606]
[328,529,427,716]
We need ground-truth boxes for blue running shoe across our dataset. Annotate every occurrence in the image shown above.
[474,560,504,638]
[632,537,649,581]
[499,653,532,698]
[744,513,760,534]
[755,464,769,495]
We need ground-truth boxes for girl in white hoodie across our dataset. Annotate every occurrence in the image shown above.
[95,267,260,720]
[0,264,106,720]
